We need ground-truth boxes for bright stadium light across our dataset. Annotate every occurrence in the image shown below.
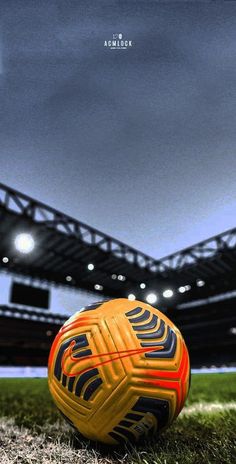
[185,285,191,291]
[178,284,191,293]
[66,275,72,282]
[94,284,103,291]
[178,286,186,293]
[146,293,157,304]
[163,289,174,298]
[128,293,136,301]
[118,274,126,281]
[140,283,146,289]
[111,274,117,279]
[87,263,94,271]
[14,233,35,254]
[2,257,9,263]
[196,279,205,287]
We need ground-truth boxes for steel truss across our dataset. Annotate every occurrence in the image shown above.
[0,182,236,300]
[0,183,157,272]
[154,227,236,272]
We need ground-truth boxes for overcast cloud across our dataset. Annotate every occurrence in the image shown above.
[0,1,236,258]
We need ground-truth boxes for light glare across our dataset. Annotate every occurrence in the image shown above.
[146,293,157,304]
[140,283,146,289]
[14,233,35,254]
[163,289,174,298]
[88,263,94,271]
[185,285,191,291]
[196,279,205,287]
[178,286,186,293]
[128,293,136,301]
[94,284,103,291]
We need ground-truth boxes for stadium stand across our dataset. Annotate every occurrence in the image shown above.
[0,182,236,367]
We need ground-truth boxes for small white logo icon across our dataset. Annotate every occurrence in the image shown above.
[104,33,133,50]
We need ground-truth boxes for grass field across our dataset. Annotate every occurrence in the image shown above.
[0,373,236,464]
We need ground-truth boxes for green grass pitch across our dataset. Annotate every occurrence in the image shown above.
[0,373,236,464]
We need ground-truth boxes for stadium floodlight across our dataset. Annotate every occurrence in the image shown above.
[66,275,72,282]
[146,292,157,304]
[14,233,35,254]
[178,286,186,293]
[94,284,103,291]
[128,293,136,301]
[163,289,174,298]
[118,274,126,281]
[111,274,117,279]
[140,283,146,289]
[185,285,191,291]
[87,263,95,271]
[229,327,236,335]
[2,256,9,263]
[196,279,205,287]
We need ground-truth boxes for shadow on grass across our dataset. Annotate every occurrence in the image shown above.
[62,411,236,464]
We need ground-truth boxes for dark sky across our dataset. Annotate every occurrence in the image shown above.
[0,0,236,258]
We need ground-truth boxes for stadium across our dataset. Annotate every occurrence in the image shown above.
[0,182,235,463]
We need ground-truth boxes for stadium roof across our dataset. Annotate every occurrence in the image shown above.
[0,182,236,307]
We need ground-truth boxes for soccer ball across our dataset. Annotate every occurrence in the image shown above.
[48,298,190,445]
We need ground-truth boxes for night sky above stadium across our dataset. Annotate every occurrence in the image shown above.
[0,1,236,258]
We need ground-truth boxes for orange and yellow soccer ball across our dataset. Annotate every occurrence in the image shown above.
[48,298,190,445]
